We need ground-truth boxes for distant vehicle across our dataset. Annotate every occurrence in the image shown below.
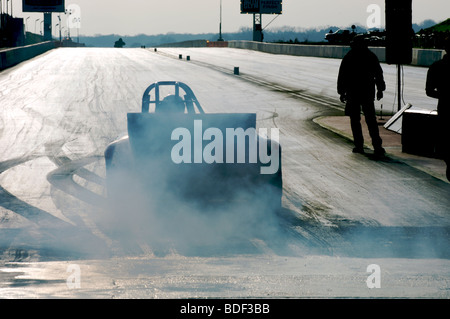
[364,29,386,46]
[325,29,356,44]
[364,35,385,46]
[114,38,126,48]
[366,29,386,38]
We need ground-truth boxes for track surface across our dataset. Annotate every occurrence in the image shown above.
[0,48,449,298]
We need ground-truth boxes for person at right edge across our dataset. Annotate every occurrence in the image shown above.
[426,37,450,182]
[337,35,386,157]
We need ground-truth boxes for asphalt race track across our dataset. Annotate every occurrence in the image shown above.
[0,47,449,298]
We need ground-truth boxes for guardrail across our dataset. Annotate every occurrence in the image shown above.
[2,40,444,70]
[157,40,208,48]
[155,39,445,67]
[227,40,445,67]
[0,41,56,71]
[156,40,229,48]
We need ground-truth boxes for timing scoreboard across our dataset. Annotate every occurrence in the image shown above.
[22,0,65,12]
[240,0,282,14]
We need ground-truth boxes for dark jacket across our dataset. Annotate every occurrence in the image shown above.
[426,54,450,118]
[338,47,386,102]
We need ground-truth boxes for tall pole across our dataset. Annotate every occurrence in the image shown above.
[66,8,71,39]
[58,15,61,42]
[253,13,262,42]
[35,18,40,33]
[25,16,30,40]
[43,12,51,41]
[218,0,223,41]
[397,64,402,111]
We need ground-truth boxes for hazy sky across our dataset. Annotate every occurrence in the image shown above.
[9,0,450,36]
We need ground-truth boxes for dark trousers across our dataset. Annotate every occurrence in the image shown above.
[437,112,450,164]
[346,100,383,149]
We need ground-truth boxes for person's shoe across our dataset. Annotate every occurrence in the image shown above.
[374,147,386,157]
[352,147,365,154]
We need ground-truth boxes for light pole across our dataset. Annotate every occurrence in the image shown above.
[76,18,80,43]
[65,8,72,39]
[25,16,30,41]
[25,16,30,32]
[4,0,13,16]
[57,15,62,42]
[218,0,224,41]
[34,18,40,33]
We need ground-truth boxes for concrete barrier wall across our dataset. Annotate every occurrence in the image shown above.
[412,49,445,67]
[157,40,208,48]
[2,40,443,70]
[228,40,383,60]
[228,40,444,67]
[0,41,56,71]
[207,41,229,47]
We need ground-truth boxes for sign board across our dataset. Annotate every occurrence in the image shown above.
[260,0,282,14]
[241,0,260,13]
[241,0,282,14]
[23,0,65,13]
[385,0,412,65]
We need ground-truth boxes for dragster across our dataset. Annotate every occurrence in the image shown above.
[104,81,282,212]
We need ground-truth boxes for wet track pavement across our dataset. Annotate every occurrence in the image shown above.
[0,48,449,298]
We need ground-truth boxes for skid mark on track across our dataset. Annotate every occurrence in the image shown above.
[46,155,106,207]
[153,49,344,111]
[0,156,111,261]
[0,156,70,227]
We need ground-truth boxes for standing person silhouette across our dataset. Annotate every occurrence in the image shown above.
[426,37,450,181]
[338,35,386,156]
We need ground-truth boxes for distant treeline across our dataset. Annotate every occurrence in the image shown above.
[78,20,438,48]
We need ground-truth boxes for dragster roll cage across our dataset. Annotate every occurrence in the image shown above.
[141,81,205,114]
